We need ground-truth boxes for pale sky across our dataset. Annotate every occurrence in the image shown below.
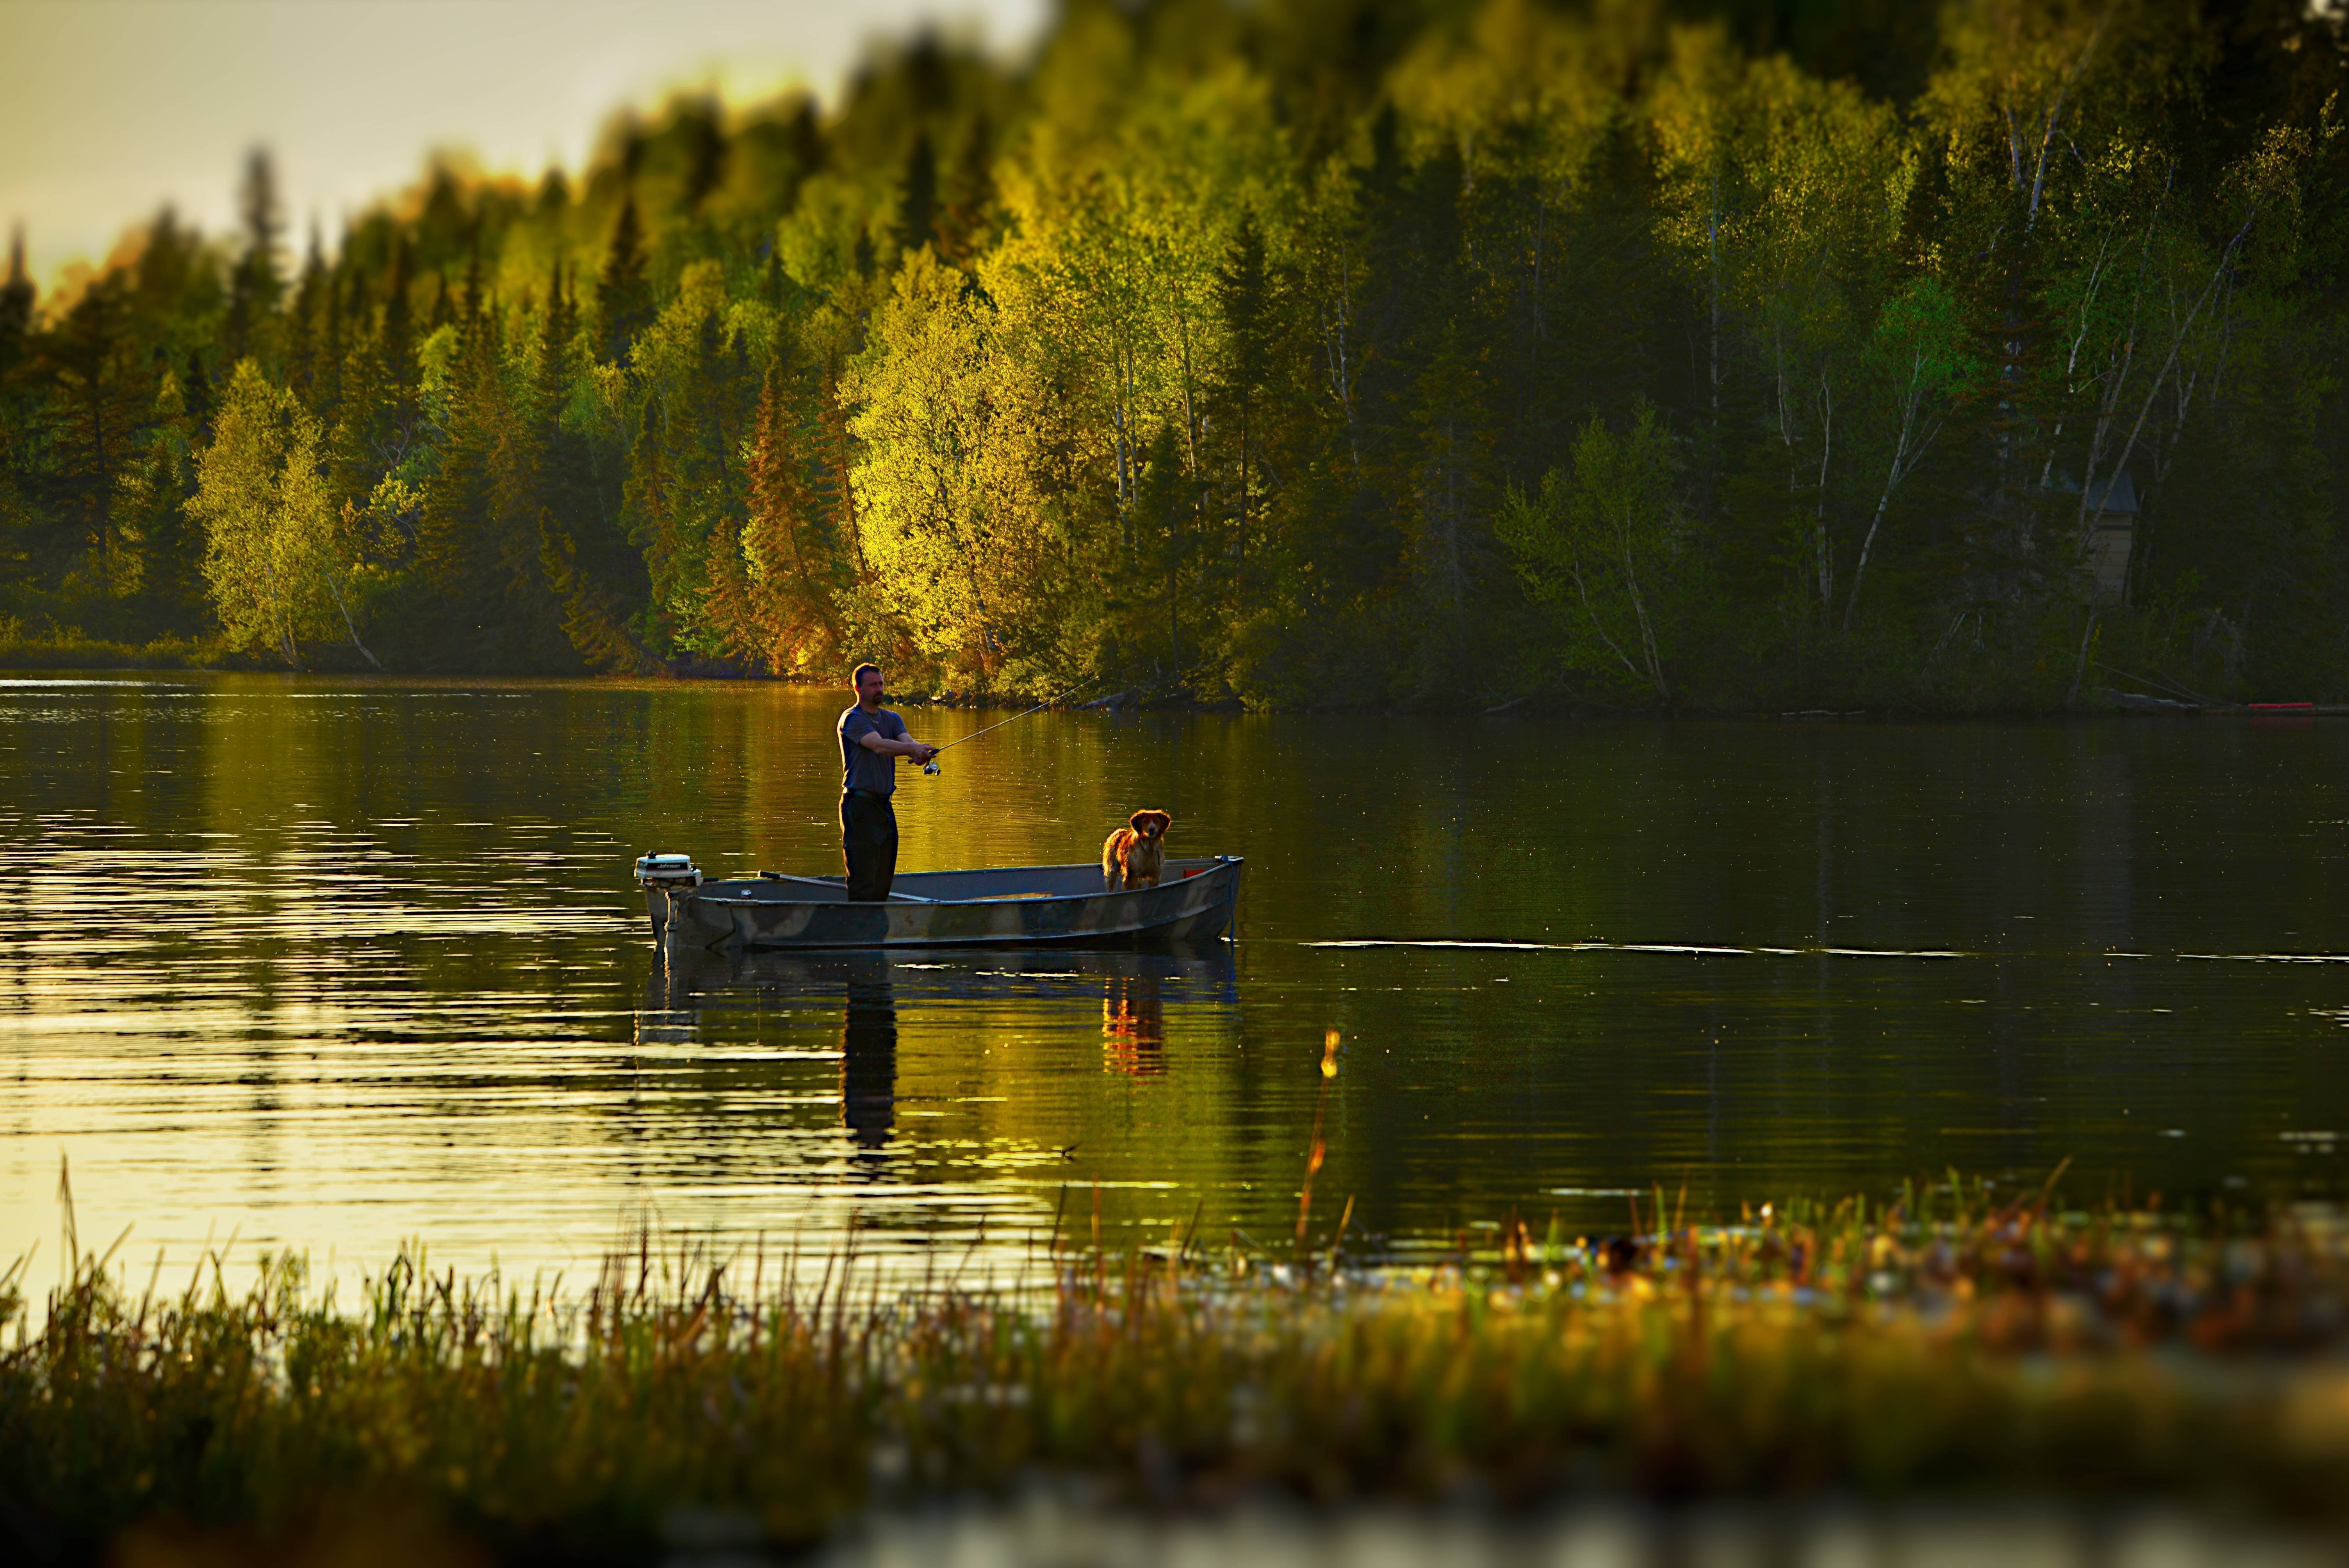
[0,0,1050,291]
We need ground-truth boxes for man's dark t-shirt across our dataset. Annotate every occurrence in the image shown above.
[839,704,909,795]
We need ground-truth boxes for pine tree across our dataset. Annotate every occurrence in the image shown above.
[0,4,2336,701]
[314,252,345,425]
[324,240,416,522]
[180,349,213,443]
[597,197,653,365]
[536,168,571,223]
[477,281,577,671]
[525,261,596,649]
[1130,422,1193,681]
[381,235,416,395]
[1215,214,1275,601]
[682,104,727,212]
[411,293,499,661]
[411,268,575,670]
[786,98,828,189]
[222,149,285,367]
[1408,312,1497,665]
[0,228,34,381]
[626,289,759,663]
[123,368,210,634]
[699,516,757,666]
[40,276,148,595]
[935,118,997,268]
[741,354,843,667]
[895,131,939,257]
[619,389,686,656]
[126,210,203,349]
[533,261,576,439]
[459,228,484,325]
[0,232,40,612]
[537,260,649,672]
[285,227,330,411]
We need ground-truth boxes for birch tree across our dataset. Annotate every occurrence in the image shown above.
[188,359,380,667]
[1653,37,1911,627]
[1844,276,1978,627]
[1498,402,1687,703]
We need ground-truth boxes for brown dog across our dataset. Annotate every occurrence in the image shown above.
[1102,809,1172,890]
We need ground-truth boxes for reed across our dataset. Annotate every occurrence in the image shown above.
[4,1177,2345,1562]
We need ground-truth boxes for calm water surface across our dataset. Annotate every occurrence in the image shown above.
[3,674,2345,1295]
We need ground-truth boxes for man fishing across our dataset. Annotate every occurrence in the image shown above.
[838,663,937,902]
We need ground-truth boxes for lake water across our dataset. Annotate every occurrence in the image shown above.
[3,674,2345,1297]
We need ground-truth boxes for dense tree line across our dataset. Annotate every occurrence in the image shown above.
[2,0,2345,707]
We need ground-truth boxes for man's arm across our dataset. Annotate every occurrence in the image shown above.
[857,729,937,763]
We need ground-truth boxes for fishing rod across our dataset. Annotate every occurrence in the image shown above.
[920,690,1081,774]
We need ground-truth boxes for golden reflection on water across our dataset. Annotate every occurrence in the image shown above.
[4,674,2348,1301]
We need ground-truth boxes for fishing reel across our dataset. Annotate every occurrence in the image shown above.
[922,759,941,775]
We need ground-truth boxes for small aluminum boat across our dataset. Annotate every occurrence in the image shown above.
[635,853,1244,951]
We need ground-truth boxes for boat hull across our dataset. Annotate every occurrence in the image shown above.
[646,857,1242,951]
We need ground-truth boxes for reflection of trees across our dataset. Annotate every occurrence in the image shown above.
[841,959,897,1149]
[1101,972,1165,1077]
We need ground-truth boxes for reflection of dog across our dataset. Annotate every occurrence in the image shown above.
[1102,809,1172,890]
[1103,974,1166,1076]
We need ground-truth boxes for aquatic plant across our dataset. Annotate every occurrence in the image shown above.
[3,1176,2345,1563]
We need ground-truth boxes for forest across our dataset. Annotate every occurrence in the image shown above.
[1,0,2344,709]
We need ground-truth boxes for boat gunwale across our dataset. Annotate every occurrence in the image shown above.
[688,855,1242,911]
[720,924,1221,951]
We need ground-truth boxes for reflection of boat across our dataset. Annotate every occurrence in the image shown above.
[649,941,1239,1012]
[641,944,1240,1145]
[639,857,1244,951]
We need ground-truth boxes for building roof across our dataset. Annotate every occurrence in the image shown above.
[2086,469,2139,515]
[2054,468,2140,515]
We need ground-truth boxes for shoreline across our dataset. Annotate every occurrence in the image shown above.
[0,658,2332,721]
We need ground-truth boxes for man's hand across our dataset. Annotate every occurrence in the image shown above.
[910,742,939,764]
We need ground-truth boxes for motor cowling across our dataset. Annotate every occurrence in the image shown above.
[633,852,702,890]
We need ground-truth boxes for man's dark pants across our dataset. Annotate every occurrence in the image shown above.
[841,790,898,902]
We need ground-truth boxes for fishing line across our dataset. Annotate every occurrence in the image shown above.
[920,690,1084,773]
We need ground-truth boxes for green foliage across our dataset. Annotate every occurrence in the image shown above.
[0,0,2344,706]
[726,355,851,673]
[1501,403,1691,703]
[185,361,376,667]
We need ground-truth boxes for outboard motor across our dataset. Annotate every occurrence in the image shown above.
[633,852,701,889]
[633,853,701,940]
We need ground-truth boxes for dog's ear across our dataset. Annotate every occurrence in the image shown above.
[1128,810,1151,832]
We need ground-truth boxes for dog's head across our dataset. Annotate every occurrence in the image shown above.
[1128,809,1172,841]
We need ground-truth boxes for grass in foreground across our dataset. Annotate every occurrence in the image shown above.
[4,1178,2346,1564]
